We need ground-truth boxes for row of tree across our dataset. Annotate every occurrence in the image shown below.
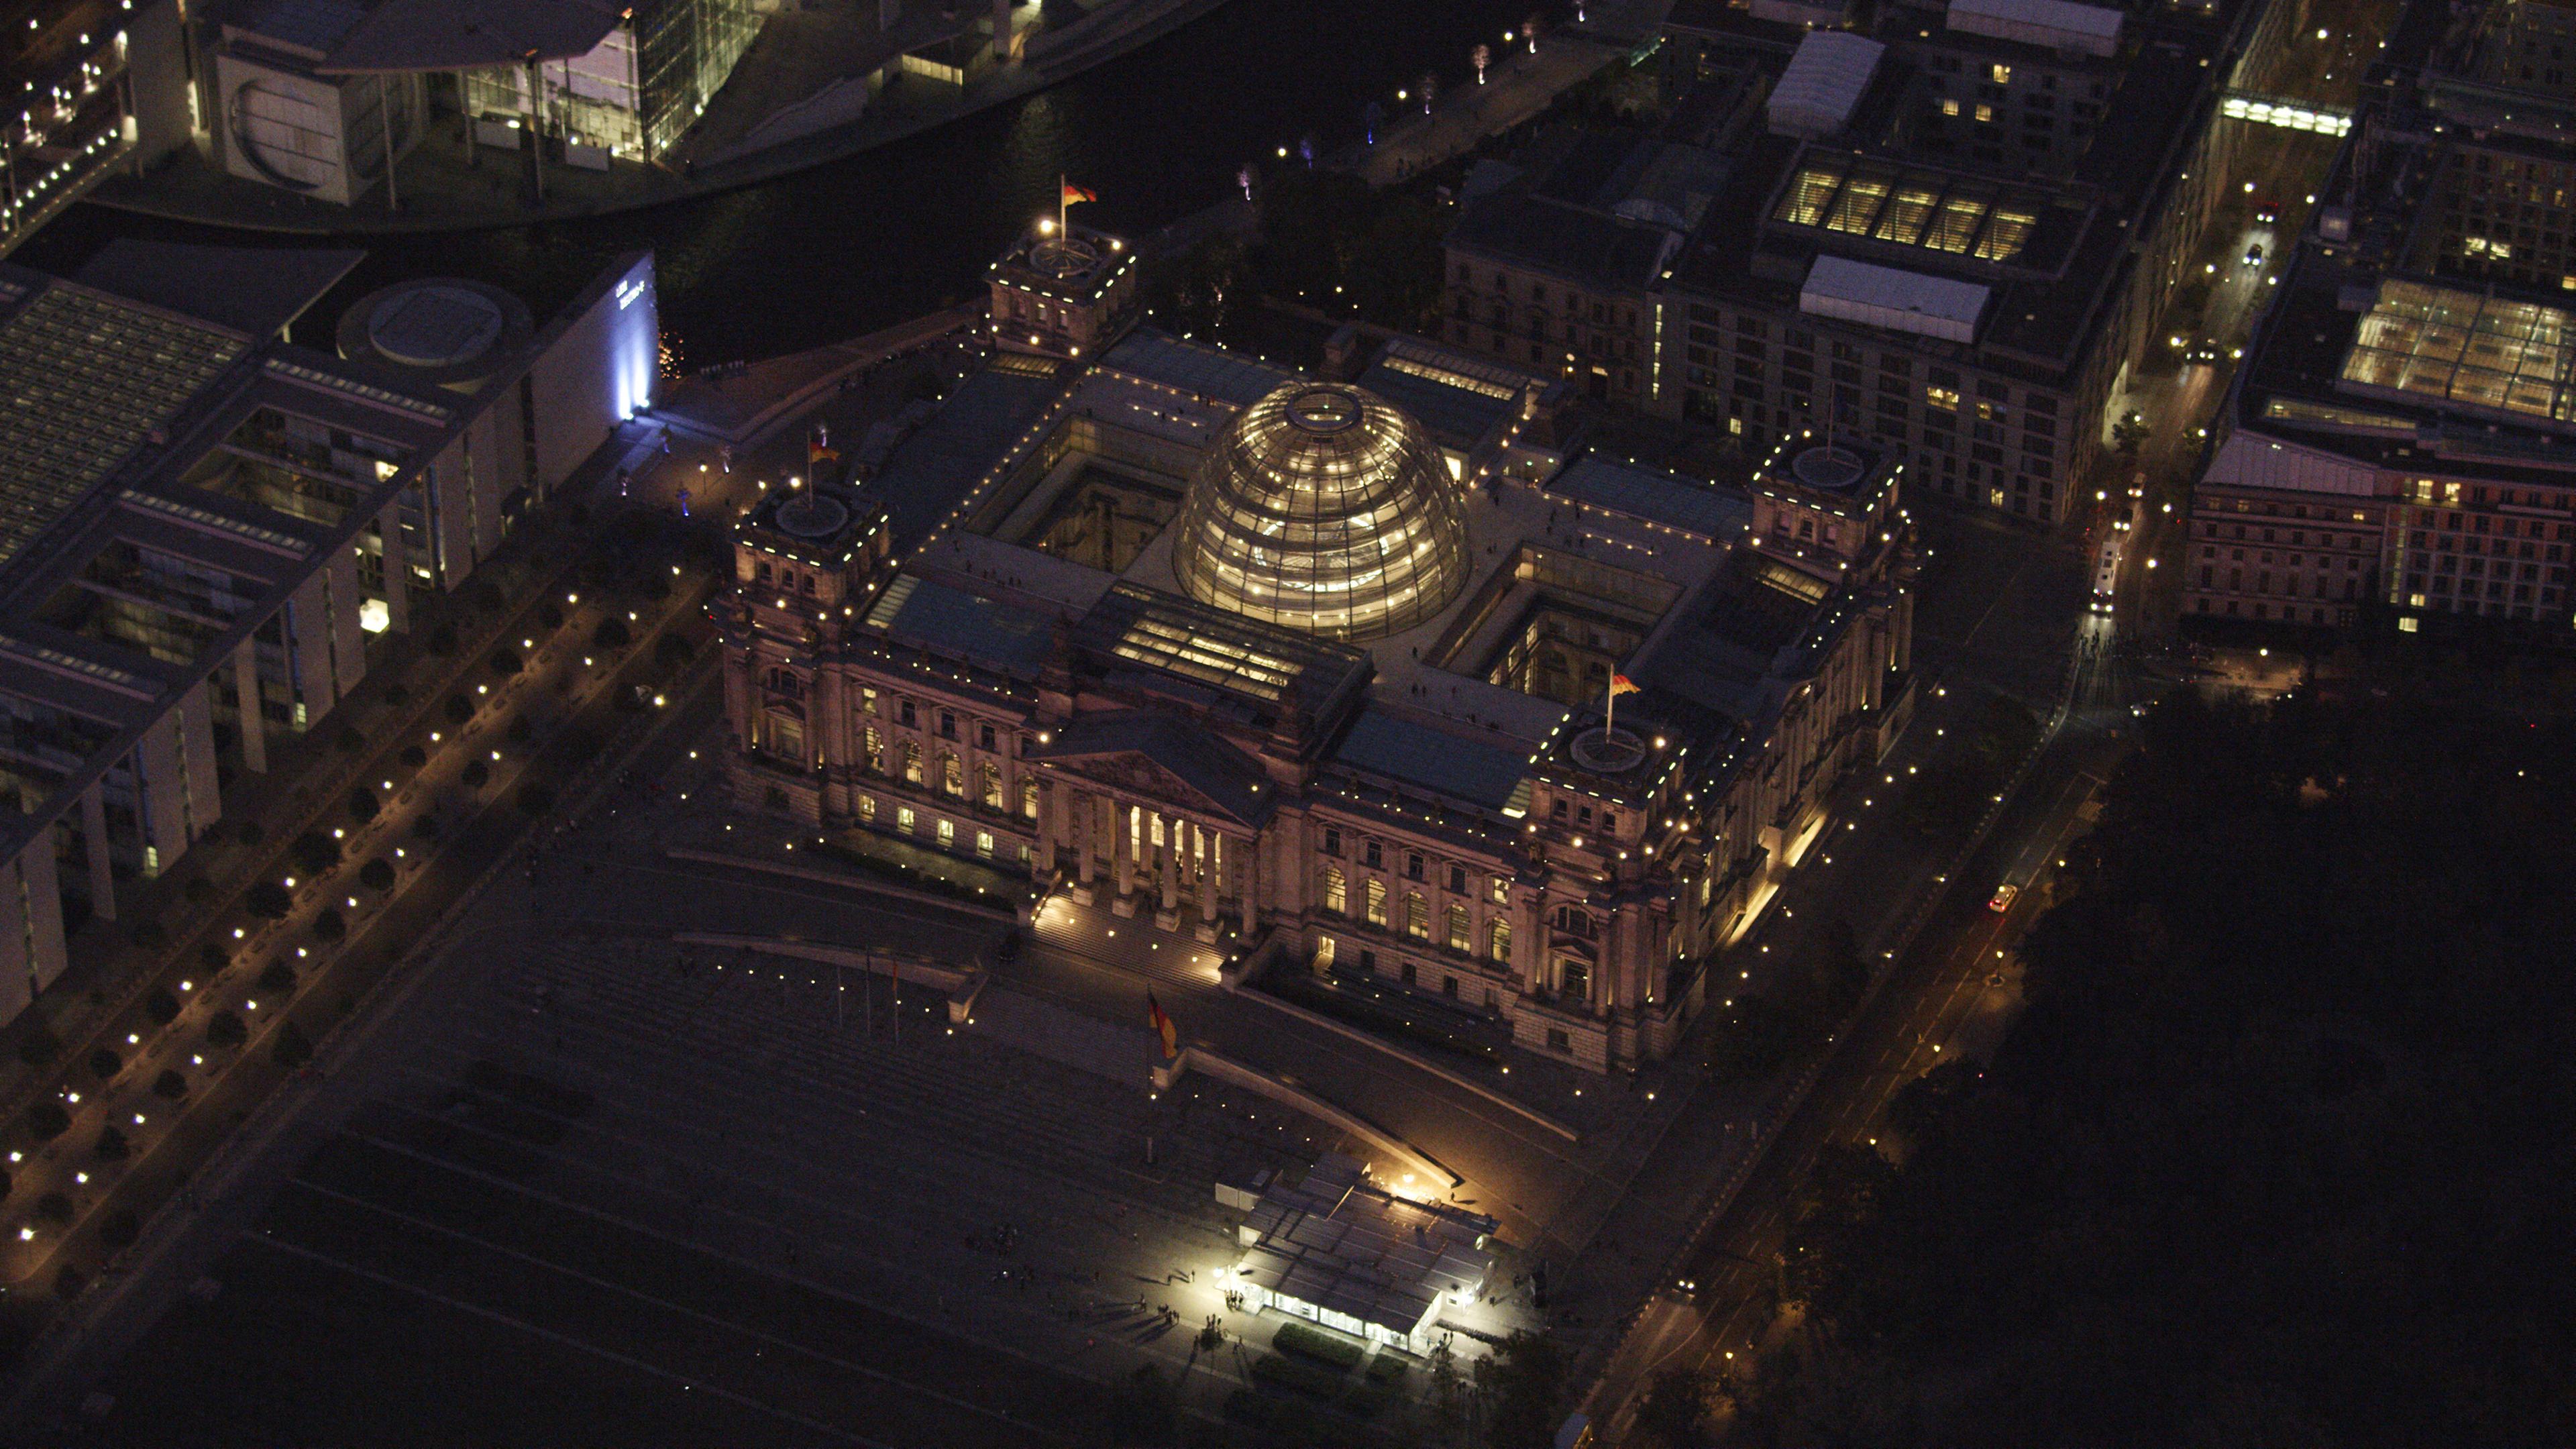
[1695,672,2576,1446]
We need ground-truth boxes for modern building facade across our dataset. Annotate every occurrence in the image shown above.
[720,261,1915,1073]
[1444,0,2273,525]
[0,241,657,1028]
[201,0,761,204]
[2182,0,2576,633]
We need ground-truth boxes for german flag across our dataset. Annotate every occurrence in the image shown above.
[1061,182,1098,206]
[1147,990,1177,1059]
[808,425,839,465]
[1611,674,1641,696]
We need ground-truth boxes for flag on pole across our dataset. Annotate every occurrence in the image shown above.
[1061,182,1098,206]
[1147,990,1177,1059]
[808,425,839,465]
[1610,674,1641,696]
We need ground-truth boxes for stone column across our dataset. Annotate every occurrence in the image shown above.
[234,635,266,773]
[379,504,410,634]
[1199,826,1220,928]
[1075,792,1095,885]
[1112,800,1132,898]
[1238,834,1261,929]
[80,782,115,923]
[1159,816,1179,914]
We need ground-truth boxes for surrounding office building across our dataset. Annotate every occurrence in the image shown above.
[0,241,658,1028]
[1,1,194,258]
[203,0,761,203]
[1445,0,2272,525]
[2183,0,2576,632]
[720,231,1915,1074]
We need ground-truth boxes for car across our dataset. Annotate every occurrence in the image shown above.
[1988,883,2019,913]
[2244,242,2266,266]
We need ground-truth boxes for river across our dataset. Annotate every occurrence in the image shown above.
[17,0,1529,366]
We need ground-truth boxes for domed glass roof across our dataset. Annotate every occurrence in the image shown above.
[1170,382,1470,641]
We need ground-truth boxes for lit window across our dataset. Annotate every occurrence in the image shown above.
[1974,103,1994,123]
[1491,876,1510,906]
[1940,97,1960,117]
[1021,780,1040,818]
[1990,63,2010,84]
[1446,904,1470,952]
[937,818,955,847]
[857,794,875,822]
[1490,918,1513,964]
[1925,385,1961,411]
[1322,866,1348,914]
[1365,879,1388,927]
[1406,892,1431,939]
[975,830,994,858]
[898,806,916,833]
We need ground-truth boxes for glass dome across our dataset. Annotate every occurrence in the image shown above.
[1169,382,1470,641]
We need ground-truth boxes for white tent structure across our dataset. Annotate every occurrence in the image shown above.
[1799,255,1990,343]
[1944,0,2125,57]
[1766,31,1888,138]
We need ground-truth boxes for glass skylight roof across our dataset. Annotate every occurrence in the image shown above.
[1773,158,2042,264]
[0,286,246,568]
[1169,382,1470,642]
[2340,280,2576,423]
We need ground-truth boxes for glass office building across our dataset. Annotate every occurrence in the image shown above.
[460,0,760,162]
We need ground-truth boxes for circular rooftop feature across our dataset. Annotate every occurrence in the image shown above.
[335,278,532,388]
[370,286,505,368]
[1029,235,1103,280]
[1169,380,1469,643]
[1569,726,1648,775]
[1789,443,1867,492]
[773,492,851,541]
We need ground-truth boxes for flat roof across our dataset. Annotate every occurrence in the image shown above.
[1097,331,1295,409]
[862,365,1066,551]
[1945,0,2123,56]
[1768,31,1884,137]
[1328,706,1531,812]
[0,282,249,571]
[75,240,364,341]
[1799,254,1990,342]
[313,0,624,74]
[861,573,1057,677]
[1548,453,1755,540]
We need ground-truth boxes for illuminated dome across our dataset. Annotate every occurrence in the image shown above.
[1170,382,1470,641]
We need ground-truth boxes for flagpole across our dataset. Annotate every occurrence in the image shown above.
[1604,674,1616,737]
[1058,172,1067,241]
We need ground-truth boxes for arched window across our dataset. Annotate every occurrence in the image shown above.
[902,742,923,784]
[1445,904,1470,952]
[979,763,1004,810]
[1489,918,1513,964]
[941,753,964,796]
[864,726,885,774]
[1321,866,1347,915]
[1405,892,1430,939]
[1020,780,1040,819]
[1365,879,1388,927]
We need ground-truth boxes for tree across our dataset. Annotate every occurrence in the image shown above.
[87,1046,120,1081]
[335,723,366,753]
[292,830,341,875]
[359,858,396,893]
[152,1069,188,1099]
[260,961,299,994]
[461,759,491,790]
[245,881,292,920]
[25,1100,70,1140]
[1480,1332,1568,1449]
[427,621,460,656]
[206,1010,247,1048]
[348,786,381,824]
[200,941,231,971]
[94,1124,129,1160]
[271,1019,314,1069]
[1635,1366,1717,1449]
[592,616,633,652]
[312,908,347,943]
[655,631,696,667]
[400,744,429,769]
[446,693,476,725]
[146,989,181,1025]
[488,647,525,676]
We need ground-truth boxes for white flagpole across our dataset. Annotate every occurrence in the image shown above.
[1604,675,1616,737]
